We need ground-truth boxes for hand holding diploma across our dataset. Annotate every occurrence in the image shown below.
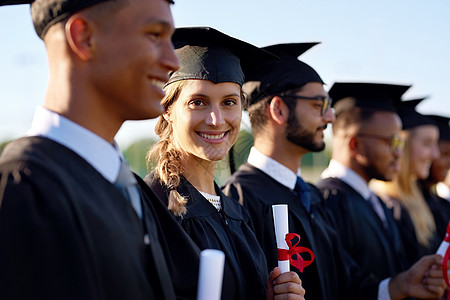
[385,220,450,300]
[388,254,447,300]
[265,267,305,300]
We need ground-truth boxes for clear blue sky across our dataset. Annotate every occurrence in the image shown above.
[1,0,449,148]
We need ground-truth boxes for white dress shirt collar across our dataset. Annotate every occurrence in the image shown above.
[247,147,300,190]
[27,106,122,183]
[321,159,371,200]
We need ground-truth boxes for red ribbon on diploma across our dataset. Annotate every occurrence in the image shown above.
[441,221,450,290]
[277,233,315,272]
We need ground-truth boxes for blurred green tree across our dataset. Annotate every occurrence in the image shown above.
[123,138,158,178]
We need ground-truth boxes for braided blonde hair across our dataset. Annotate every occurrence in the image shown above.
[146,80,188,216]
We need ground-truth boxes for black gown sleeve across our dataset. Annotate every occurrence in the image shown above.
[0,164,105,300]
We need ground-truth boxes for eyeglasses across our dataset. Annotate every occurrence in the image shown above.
[357,133,405,152]
[281,94,333,116]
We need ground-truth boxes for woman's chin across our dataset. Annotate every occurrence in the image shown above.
[198,152,228,162]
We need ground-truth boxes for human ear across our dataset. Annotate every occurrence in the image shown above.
[268,96,288,125]
[349,136,362,158]
[65,15,94,61]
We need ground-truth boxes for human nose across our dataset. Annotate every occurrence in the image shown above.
[205,105,225,126]
[161,41,180,72]
[393,146,402,158]
[322,107,335,124]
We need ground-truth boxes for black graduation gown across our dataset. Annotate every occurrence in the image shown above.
[317,177,410,279]
[138,178,201,300]
[0,136,199,300]
[223,163,379,300]
[428,194,450,241]
[146,172,268,300]
[387,182,442,263]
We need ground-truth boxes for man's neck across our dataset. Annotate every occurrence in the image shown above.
[43,96,122,144]
[254,138,305,174]
[45,65,123,144]
[342,157,370,183]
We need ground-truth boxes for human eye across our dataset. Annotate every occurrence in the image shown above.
[422,137,435,147]
[146,31,162,42]
[188,99,206,108]
[312,101,323,110]
[223,98,238,107]
[144,24,167,43]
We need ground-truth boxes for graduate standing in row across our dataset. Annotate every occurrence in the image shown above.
[223,43,352,299]
[373,99,442,261]
[145,27,304,300]
[318,82,412,276]
[0,0,201,299]
[222,42,448,299]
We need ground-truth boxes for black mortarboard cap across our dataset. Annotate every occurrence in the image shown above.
[243,42,324,105]
[396,98,437,130]
[0,0,116,39]
[426,115,450,141]
[329,82,411,114]
[166,27,277,87]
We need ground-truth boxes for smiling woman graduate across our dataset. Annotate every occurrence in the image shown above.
[144,27,305,300]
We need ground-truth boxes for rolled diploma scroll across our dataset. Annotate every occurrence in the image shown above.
[436,220,450,256]
[197,249,225,300]
[272,204,290,273]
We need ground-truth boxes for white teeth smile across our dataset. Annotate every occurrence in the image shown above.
[149,79,166,89]
[199,132,226,140]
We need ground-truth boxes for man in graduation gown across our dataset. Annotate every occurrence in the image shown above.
[222,43,447,299]
[316,82,412,279]
[0,1,201,299]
